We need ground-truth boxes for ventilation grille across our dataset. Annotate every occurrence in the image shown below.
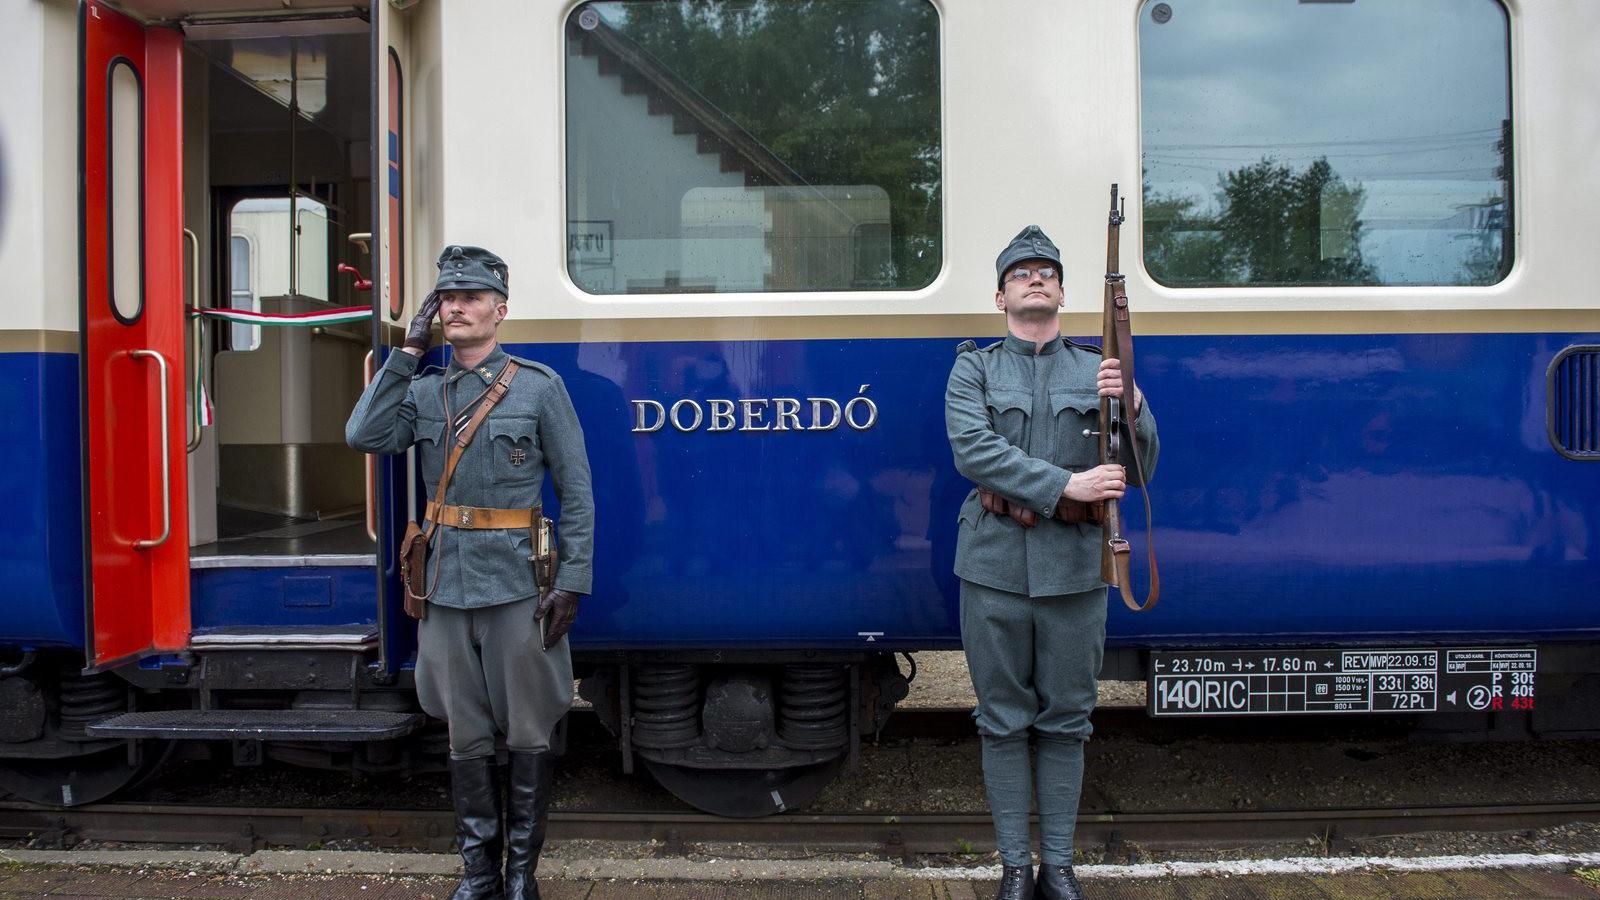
[1548,346,1600,460]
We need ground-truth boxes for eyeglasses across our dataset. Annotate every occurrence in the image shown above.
[1007,265,1058,283]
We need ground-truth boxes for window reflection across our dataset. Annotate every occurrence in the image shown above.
[564,0,942,294]
[1139,0,1513,287]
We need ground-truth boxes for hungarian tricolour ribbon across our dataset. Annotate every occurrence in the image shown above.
[187,305,373,327]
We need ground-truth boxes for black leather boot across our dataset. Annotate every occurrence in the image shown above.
[995,863,1035,900]
[448,756,505,900]
[1036,863,1086,900]
[504,750,556,900]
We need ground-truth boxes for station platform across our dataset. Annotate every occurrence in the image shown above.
[0,866,1596,899]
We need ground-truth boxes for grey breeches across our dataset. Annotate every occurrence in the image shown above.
[415,596,573,759]
[961,579,1108,866]
[961,580,1107,742]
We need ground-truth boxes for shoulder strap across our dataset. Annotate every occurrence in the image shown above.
[412,360,520,602]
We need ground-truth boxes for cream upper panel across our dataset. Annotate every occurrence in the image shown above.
[0,0,80,337]
[412,0,1597,321]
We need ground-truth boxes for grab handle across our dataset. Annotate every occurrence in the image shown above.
[184,228,203,452]
[364,350,377,542]
[130,349,172,550]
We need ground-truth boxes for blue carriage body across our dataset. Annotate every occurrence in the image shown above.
[7,330,1595,655]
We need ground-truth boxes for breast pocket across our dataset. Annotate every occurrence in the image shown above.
[489,416,541,484]
[413,416,447,482]
[1050,390,1102,469]
[985,389,1032,446]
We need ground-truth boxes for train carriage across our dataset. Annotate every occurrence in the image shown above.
[0,0,1595,814]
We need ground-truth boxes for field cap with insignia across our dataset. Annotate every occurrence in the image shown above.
[430,245,509,299]
[995,225,1062,288]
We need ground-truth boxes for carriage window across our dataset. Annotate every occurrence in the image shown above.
[1139,0,1513,288]
[229,235,258,352]
[564,0,942,294]
[227,196,331,350]
[108,60,144,322]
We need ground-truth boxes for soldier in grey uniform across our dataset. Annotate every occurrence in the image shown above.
[347,246,594,900]
[946,226,1158,900]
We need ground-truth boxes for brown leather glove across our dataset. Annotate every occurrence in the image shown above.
[402,292,443,352]
[977,488,1038,528]
[535,589,580,650]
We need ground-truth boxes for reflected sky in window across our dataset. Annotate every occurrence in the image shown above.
[1140,0,1512,287]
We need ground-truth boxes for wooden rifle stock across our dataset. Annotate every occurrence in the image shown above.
[1099,184,1160,612]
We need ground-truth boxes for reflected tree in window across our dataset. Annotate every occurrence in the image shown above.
[1147,157,1377,287]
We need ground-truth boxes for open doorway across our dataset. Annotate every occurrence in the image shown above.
[188,28,374,563]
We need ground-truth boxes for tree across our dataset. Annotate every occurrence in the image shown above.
[1144,156,1377,286]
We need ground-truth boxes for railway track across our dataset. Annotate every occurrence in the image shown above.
[3,799,1598,858]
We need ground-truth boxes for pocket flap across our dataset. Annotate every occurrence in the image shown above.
[986,389,1032,415]
[489,416,538,443]
[1050,390,1100,415]
[413,416,446,445]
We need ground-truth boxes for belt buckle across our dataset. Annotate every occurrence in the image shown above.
[457,507,475,528]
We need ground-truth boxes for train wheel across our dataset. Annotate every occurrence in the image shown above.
[642,755,844,818]
[0,740,173,807]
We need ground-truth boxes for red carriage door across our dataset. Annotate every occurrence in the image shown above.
[81,1,190,669]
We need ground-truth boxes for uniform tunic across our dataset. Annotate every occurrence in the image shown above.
[946,333,1158,598]
[346,343,595,756]
[346,344,595,603]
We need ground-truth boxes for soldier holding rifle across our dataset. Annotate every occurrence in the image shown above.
[945,218,1159,900]
[347,245,594,900]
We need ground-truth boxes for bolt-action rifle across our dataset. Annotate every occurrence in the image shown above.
[1098,183,1159,611]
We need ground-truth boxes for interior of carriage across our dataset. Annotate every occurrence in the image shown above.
[180,18,387,642]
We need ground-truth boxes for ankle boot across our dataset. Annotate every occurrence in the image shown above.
[995,863,1035,899]
[1036,863,1085,900]
[448,755,505,900]
[504,750,556,900]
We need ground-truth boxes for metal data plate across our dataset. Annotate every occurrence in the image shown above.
[1148,648,1537,717]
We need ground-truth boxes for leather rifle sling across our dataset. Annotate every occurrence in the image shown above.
[1108,288,1159,612]
[415,359,521,601]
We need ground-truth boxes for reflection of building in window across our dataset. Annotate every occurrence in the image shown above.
[564,2,941,294]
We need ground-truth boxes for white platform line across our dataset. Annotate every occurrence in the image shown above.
[909,851,1600,881]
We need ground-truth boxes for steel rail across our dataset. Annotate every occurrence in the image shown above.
[3,800,1599,857]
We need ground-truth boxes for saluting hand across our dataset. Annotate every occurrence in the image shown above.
[1064,464,1126,502]
[401,292,444,355]
[1096,358,1143,415]
[536,589,580,650]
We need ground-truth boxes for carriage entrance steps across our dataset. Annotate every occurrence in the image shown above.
[86,710,422,742]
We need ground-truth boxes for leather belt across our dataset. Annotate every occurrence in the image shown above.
[425,502,535,530]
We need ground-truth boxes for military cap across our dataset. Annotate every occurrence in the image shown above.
[430,245,509,298]
[995,225,1062,288]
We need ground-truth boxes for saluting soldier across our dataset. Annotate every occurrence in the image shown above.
[945,226,1158,900]
[347,245,594,900]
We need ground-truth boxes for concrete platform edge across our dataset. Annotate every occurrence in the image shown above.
[2,848,1600,881]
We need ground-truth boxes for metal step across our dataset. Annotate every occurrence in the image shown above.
[189,625,378,651]
[86,709,423,742]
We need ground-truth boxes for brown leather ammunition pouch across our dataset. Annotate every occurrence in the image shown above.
[977,487,1104,528]
[1053,498,1105,525]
